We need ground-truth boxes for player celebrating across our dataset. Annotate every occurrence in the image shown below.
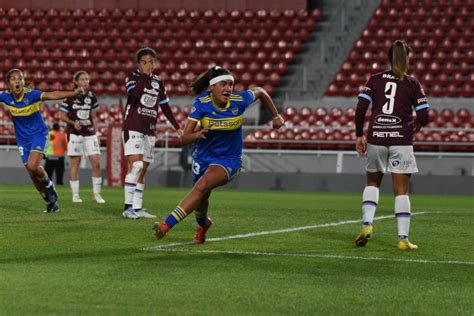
[354,40,430,250]
[0,69,84,212]
[153,66,285,243]
[122,48,182,219]
[60,70,105,204]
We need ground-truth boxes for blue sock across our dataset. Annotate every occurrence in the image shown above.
[165,206,187,229]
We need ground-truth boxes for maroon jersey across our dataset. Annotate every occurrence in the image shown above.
[122,70,169,135]
[60,91,98,136]
[357,70,430,146]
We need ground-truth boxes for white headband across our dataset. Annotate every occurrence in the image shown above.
[209,75,234,86]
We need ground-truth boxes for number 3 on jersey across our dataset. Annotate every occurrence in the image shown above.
[192,161,200,175]
[382,82,397,114]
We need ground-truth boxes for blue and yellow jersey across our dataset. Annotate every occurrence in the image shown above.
[0,89,48,140]
[188,90,255,160]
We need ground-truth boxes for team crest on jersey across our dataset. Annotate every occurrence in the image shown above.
[231,108,239,115]
[84,97,91,104]
[151,81,160,90]
[191,107,196,113]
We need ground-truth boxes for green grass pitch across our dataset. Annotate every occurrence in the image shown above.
[0,184,473,315]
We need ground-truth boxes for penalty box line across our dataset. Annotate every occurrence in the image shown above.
[143,212,428,251]
[154,248,474,266]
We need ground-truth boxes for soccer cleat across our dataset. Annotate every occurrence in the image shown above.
[93,193,105,204]
[134,208,156,218]
[44,202,59,213]
[45,183,58,204]
[193,218,213,244]
[152,222,170,240]
[122,207,139,219]
[355,224,373,247]
[72,194,83,203]
[398,240,418,250]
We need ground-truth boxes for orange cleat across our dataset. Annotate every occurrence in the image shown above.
[193,218,213,244]
[153,222,170,240]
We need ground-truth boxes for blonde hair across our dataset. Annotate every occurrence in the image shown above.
[388,40,410,80]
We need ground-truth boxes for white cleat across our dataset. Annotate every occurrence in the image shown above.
[72,194,83,203]
[135,208,157,218]
[122,207,139,219]
[93,193,106,204]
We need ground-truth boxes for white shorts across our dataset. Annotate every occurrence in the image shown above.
[122,130,156,163]
[366,144,418,174]
[67,134,101,157]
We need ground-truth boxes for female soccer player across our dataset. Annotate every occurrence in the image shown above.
[0,69,84,213]
[354,40,430,250]
[122,47,182,219]
[60,70,105,204]
[153,66,285,243]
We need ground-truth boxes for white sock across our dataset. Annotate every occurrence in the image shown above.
[395,195,411,239]
[92,177,102,194]
[124,173,136,206]
[70,180,79,195]
[362,186,379,225]
[133,183,145,210]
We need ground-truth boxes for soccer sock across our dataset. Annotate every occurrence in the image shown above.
[395,195,411,240]
[124,174,136,210]
[40,174,53,188]
[70,180,79,195]
[164,206,187,229]
[133,183,144,210]
[92,177,102,194]
[362,186,379,225]
[195,201,209,226]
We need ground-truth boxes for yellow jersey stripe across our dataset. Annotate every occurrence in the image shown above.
[7,102,41,117]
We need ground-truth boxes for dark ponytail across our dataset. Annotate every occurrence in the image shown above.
[189,66,232,95]
[388,40,410,80]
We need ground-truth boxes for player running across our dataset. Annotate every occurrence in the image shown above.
[0,69,84,213]
[354,40,430,250]
[152,66,285,243]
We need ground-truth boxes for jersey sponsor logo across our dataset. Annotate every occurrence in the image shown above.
[77,110,90,120]
[201,115,243,130]
[374,114,402,126]
[143,87,159,96]
[361,86,371,92]
[373,131,403,138]
[137,107,158,117]
[140,94,157,108]
[417,97,427,104]
[84,97,91,104]
[6,102,40,116]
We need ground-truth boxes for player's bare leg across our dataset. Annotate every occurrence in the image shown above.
[153,166,227,240]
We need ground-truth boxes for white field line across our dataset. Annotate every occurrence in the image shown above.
[144,212,428,251]
[152,248,474,266]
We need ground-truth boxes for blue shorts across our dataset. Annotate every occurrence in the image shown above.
[17,134,48,164]
[192,156,242,184]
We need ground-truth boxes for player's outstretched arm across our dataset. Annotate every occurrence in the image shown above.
[250,87,284,129]
[42,87,84,101]
[180,119,208,145]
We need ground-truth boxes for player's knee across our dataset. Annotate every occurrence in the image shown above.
[26,161,39,173]
[126,160,143,183]
[194,179,212,195]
